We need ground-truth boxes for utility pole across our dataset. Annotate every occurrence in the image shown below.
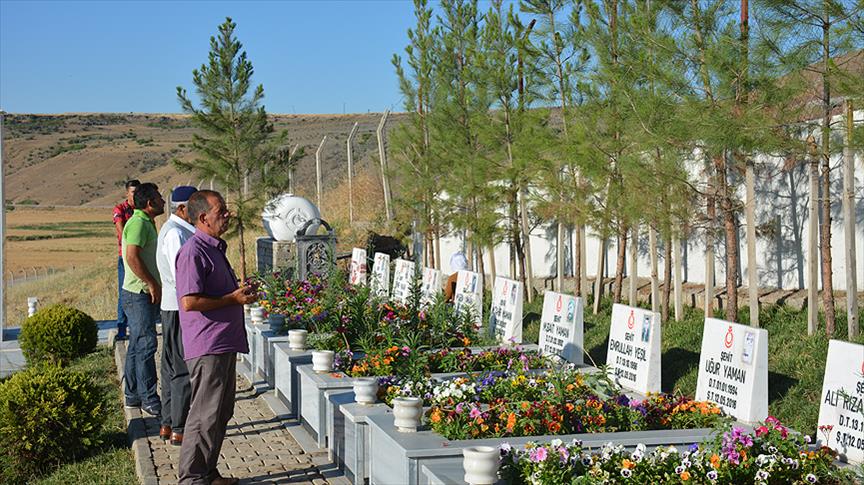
[377,110,393,221]
[843,99,858,338]
[347,122,359,225]
[315,136,327,211]
[0,110,5,338]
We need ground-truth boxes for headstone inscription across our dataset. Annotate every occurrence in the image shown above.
[453,270,483,329]
[695,318,768,424]
[391,259,416,304]
[817,339,864,464]
[349,248,367,286]
[488,276,524,343]
[420,267,443,307]
[370,252,391,298]
[538,291,584,365]
[606,304,662,394]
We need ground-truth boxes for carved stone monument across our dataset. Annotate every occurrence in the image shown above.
[257,193,322,276]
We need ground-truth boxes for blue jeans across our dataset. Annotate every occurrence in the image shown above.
[122,289,160,407]
[117,257,128,336]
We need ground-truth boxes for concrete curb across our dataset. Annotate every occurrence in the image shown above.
[114,341,160,485]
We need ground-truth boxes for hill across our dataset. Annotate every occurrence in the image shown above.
[2,112,406,207]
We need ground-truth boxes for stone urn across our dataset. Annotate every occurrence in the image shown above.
[392,397,423,432]
[250,306,265,325]
[311,350,335,373]
[287,329,308,351]
[462,446,500,485]
[353,378,379,405]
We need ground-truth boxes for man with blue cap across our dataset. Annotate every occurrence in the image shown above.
[156,185,197,446]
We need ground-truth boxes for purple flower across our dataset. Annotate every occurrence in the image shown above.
[616,394,631,407]
[455,403,465,415]
[689,443,700,453]
[558,447,570,463]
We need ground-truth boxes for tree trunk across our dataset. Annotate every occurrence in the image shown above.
[580,225,588,297]
[613,224,627,303]
[237,216,247,282]
[519,187,534,303]
[649,225,659,314]
[575,224,583,296]
[629,225,638,305]
[662,236,672,323]
[717,151,739,322]
[745,159,759,326]
[819,18,836,335]
[557,221,565,292]
[487,245,497,287]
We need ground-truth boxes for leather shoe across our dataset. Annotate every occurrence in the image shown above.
[159,425,171,440]
[211,477,239,485]
[169,431,183,446]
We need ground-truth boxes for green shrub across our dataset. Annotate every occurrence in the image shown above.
[0,364,105,482]
[19,304,98,365]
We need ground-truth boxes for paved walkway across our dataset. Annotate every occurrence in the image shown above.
[119,333,331,485]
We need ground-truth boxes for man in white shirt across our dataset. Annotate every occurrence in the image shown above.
[156,186,197,446]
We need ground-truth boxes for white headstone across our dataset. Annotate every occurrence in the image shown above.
[606,304,662,394]
[391,259,416,304]
[370,252,391,298]
[817,339,864,464]
[27,296,39,317]
[349,248,367,286]
[695,318,768,424]
[453,270,483,329]
[488,277,524,343]
[420,267,443,307]
[539,292,584,365]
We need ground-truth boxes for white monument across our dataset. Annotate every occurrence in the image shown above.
[391,259,416,304]
[349,248,367,286]
[488,276,523,343]
[370,252,391,298]
[261,193,320,241]
[606,304,662,394]
[695,318,768,424]
[453,270,483,329]
[539,291,584,365]
[817,339,864,464]
[420,267,443,307]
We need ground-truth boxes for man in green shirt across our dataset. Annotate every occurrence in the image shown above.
[122,182,165,417]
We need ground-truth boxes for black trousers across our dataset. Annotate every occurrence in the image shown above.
[160,310,191,434]
[178,353,236,485]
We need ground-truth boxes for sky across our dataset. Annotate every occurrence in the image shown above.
[0,0,427,114]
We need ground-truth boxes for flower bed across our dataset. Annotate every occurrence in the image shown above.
[425,368,727,440]
[500,417,853,484]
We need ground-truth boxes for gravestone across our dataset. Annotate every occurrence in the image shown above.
[256,237,296,275]
[488,276,524,343]
[391,259,415,304]
[606,304,662,394]
[420,267,443,307]
[538,291,584,365]
[817,339,864,464]
[349,248,367,286]
[370,252,391,298]
[453,270,483,329]
[695,318,768,424]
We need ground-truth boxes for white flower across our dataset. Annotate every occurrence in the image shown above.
[804,435,812,443]
[550,438,563,448]
[768,445,778,454]
[805,473,818,483]
[620,468,632,478]
[756,470,769,480]
[706,470,718,481]
[675,465,686,474]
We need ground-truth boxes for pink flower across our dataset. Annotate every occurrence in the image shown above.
[529,447,548,462]
[755,426,769,437]
[469,407,482,419]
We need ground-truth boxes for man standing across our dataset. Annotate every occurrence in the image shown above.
[176,190,256,485]
[156,186,197,446]
[113,179,140,340]
[122,182,164,417]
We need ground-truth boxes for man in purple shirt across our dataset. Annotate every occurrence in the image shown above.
[175,190,257,485]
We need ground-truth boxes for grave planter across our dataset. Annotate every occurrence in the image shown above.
[366,412,718,485]
[288,329,308,350]
[272,343,312,416]
[312,350,335,372]
[353,378,379,405]
[297,365,354,447]
[392,397,424,432]
[462,446,500,485]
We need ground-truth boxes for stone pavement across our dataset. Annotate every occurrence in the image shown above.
[118,332,332,485]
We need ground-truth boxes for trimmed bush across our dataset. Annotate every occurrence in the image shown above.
[0,364,105,482]
[19,304,97,365]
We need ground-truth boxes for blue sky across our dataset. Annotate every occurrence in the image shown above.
[0,1,426,114]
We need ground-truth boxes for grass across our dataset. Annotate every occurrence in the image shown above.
[522,296,864,437]
[25,347,136,485]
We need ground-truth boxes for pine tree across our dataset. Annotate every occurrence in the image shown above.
[175,17,284,280]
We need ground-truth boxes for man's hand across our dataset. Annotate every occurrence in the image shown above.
[232,285,258,305]
[148,282,162,305]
